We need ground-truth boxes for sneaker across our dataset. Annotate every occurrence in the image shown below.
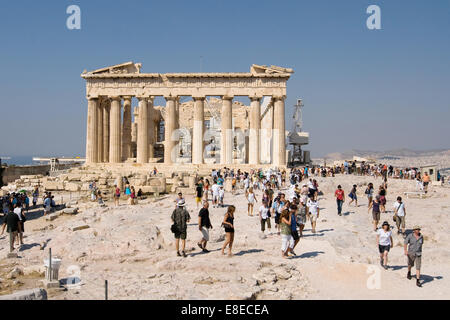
[182,251,187,258]
[177,251,181,257]
[202,249,210,253]
[197,242,203,250]
[416,279,422,287]
[383,265,388,270]
[407,271,412,280]
[380,259,384,267]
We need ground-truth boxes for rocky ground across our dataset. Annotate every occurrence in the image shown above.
[1,174,449,300]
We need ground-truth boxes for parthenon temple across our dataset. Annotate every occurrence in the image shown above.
[82,62,294,169]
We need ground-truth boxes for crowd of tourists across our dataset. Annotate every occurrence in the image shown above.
[0,161,430,288]
[1,187,57,252]
[169,165,426,287]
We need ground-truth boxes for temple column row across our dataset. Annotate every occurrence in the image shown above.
[86,94,286,166]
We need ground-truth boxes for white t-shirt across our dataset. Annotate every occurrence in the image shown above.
[14,207,22,220]
[211,184,220,196]
[259,206,270,219]
[218,189,225,198]
[307,200,319,215]
[393,202,405,217]
[377,229,392,246]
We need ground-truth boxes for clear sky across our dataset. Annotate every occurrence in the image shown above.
[0,0,449,158]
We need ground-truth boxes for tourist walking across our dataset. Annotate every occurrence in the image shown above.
[335,185,345,216]
[422,173,430,193]
[365,183,374,208]
[259,201,272,235]
[32,187,39,208]
[221,205,235,256]
[393,196,406,235]
[280,209,294,259]
[297,199,307,237]
[307,196,320,233]
[289,204,300,255]
[113,185,120,206]
[13,203,25,246]
[348,184,358,207]
[171,199,191,257]
[198,201,212,253]
[211,181,220,208]
[378,186,387,213]
[203,179,210,202]
[246,187,257,216]
[377,221,393,270]
[369,195,381,231]
[405,226,424,287]
[1,207,22,252]
[195,183,203,209]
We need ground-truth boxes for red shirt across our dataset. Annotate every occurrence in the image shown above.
[335,189,344,201]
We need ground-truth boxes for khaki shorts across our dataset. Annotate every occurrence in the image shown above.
[407,253,422,270]
[201,227,210,241]
[396,215,406,229]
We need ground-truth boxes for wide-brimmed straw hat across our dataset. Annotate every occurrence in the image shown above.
[413,225,421,231]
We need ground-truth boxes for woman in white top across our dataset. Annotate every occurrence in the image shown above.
[246,187,257,216]
[377,221,393,270]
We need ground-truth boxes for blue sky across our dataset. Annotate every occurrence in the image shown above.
[0,0,449,158]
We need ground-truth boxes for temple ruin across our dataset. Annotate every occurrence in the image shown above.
[82,62,295,170]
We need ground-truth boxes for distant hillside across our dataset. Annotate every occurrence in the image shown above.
[324,148,450,160]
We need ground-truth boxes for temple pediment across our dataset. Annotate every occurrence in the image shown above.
[250,64,294,75]
[83,61,142,75]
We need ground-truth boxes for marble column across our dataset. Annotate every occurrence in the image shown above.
[131,107,138,158]
[109,96,122,163]
[192,97,205,164]
[137,97,148,164]
[164,96,177,164]
[147,97,155,160]
[86,97,98,164]
[220,96,233,165]
[249,96,261,165]
[122,96,132,162]
[273,96,286,167]
[103,101,110,163]
[97,101,104,162]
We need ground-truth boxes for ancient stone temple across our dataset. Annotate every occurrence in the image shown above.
[82,62,293,169]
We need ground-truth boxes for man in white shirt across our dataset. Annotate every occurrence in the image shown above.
[211,182,220,208]
[393,196,406,235]
[259,201,272,234]
[307,197,320,234]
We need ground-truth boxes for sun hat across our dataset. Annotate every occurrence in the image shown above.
[177,199,186,207]
[413,225,421,231]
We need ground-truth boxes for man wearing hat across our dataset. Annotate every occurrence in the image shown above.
[171,199,191,257]
[404,225,424,287]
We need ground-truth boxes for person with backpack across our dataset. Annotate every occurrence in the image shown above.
[393,196,406,236]
[365,183,374,208]
[171,199,191,257]
[348,184,358,207]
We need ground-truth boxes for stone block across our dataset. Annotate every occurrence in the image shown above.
[62,208,78,215]
[64,182,80,192]
[0,288,48,300]
[72,225,90,232]
[43,181,64,191]
[45,214,58,221]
